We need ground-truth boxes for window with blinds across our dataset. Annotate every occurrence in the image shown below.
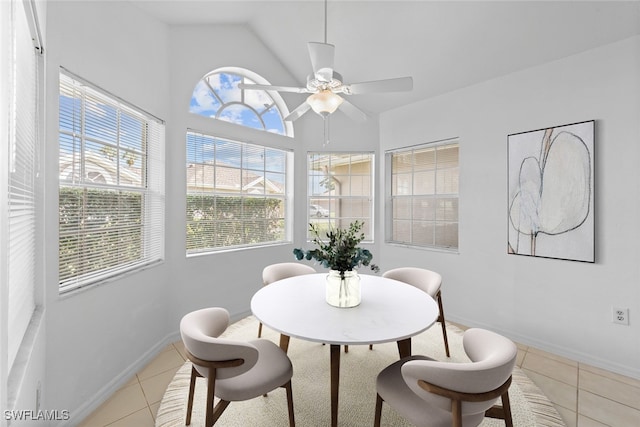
[58,70,165,294]
[5,0,40,372]
[387,140,459,250]
[307,152,374,241]
[186,131,291,254]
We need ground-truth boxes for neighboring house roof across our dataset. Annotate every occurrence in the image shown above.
[59,152,284,194]
[59,152,142,186]
[308,153,372,172]
[186,162,284,195]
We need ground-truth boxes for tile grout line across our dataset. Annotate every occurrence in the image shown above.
[520,347,578,425]
[146,403,156,423]
[577,363,640,413]
[140,369,155,425]
[575,362,581,426]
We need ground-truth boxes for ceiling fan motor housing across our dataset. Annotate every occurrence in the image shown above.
[307,71,345,93]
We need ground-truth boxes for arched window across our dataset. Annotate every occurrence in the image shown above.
[189,67,293,137]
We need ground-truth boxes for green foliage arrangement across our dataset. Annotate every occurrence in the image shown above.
[293,220,379,276]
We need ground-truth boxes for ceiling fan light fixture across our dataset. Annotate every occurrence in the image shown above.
[306,90,343,117]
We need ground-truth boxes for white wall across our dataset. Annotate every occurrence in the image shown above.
[380,36,640,379]
[43,1,171,422]
[165,25,381,337]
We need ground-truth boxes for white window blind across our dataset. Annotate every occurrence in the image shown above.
[6,0,40,372]
[387,140,459,250]
[307,152,374,241]
[186,131,290,254]
[58,70,165,294]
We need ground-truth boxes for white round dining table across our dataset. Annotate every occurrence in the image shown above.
[250,273,438,427]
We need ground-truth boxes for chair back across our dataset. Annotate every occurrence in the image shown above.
[180,307,259,380]
[401,328,517,417]
[382,267,442,297]
[263,262,316,286]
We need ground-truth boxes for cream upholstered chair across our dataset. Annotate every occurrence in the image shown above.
[382,267,450,357]
[258,262,316,338]
[180,307,295,427]
[374,328,517,427]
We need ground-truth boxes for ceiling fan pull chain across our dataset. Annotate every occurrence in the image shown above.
[323,116,330,146]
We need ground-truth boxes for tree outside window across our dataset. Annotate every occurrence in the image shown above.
[307,152,374,241]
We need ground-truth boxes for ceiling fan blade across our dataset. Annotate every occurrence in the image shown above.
[343,76,413,95]
[308,42,335,82]
[284,101,312,121]
[238,83,309,94]
[338,99,367,122]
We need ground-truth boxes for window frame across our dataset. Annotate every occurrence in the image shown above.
[185,130,293,255]
[57,69,165,294]
[306,152,375,242]
[189,67,294,138]
[385,138,459,251]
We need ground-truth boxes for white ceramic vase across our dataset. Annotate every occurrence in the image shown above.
[325,269,361,308]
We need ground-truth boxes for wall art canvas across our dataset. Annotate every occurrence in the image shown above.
[508,120,594,262]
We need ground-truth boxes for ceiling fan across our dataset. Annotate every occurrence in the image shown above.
[238,1,413,123]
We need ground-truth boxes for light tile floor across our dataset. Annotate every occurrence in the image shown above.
[78,332,640,427]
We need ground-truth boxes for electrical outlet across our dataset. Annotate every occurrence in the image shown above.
[613,307,629,325]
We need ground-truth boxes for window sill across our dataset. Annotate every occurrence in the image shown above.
[186,241,293,258]
[58,259,165,299]
[385,241,460,255]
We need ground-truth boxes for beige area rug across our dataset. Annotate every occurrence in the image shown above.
[156,316,565,426]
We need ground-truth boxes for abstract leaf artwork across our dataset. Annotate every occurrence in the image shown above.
[508,120,594,262]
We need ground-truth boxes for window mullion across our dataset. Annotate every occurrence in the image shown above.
[80,85,86,186]
[116,107,120,186]
[432,147,437,245]
[204,79,223,105]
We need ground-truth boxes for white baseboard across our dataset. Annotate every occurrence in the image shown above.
[58,332,177,427]
[57,308,253,426]
[447,314,640,380]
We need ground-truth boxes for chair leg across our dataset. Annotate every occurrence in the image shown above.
[285,380,295,427]
[437,291,451,357]
[258,322,263,338]
[279,334,291,353]
[206,371,217,427]
[203,368,232,427]
[374,394,383,427]
[485,391,513,427]
[186,365,197,425]
[210,400,230,426]
[502,391,513,427]
[452,399,463,427]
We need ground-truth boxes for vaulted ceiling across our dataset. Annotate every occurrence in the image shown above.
[131,0,640,115]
